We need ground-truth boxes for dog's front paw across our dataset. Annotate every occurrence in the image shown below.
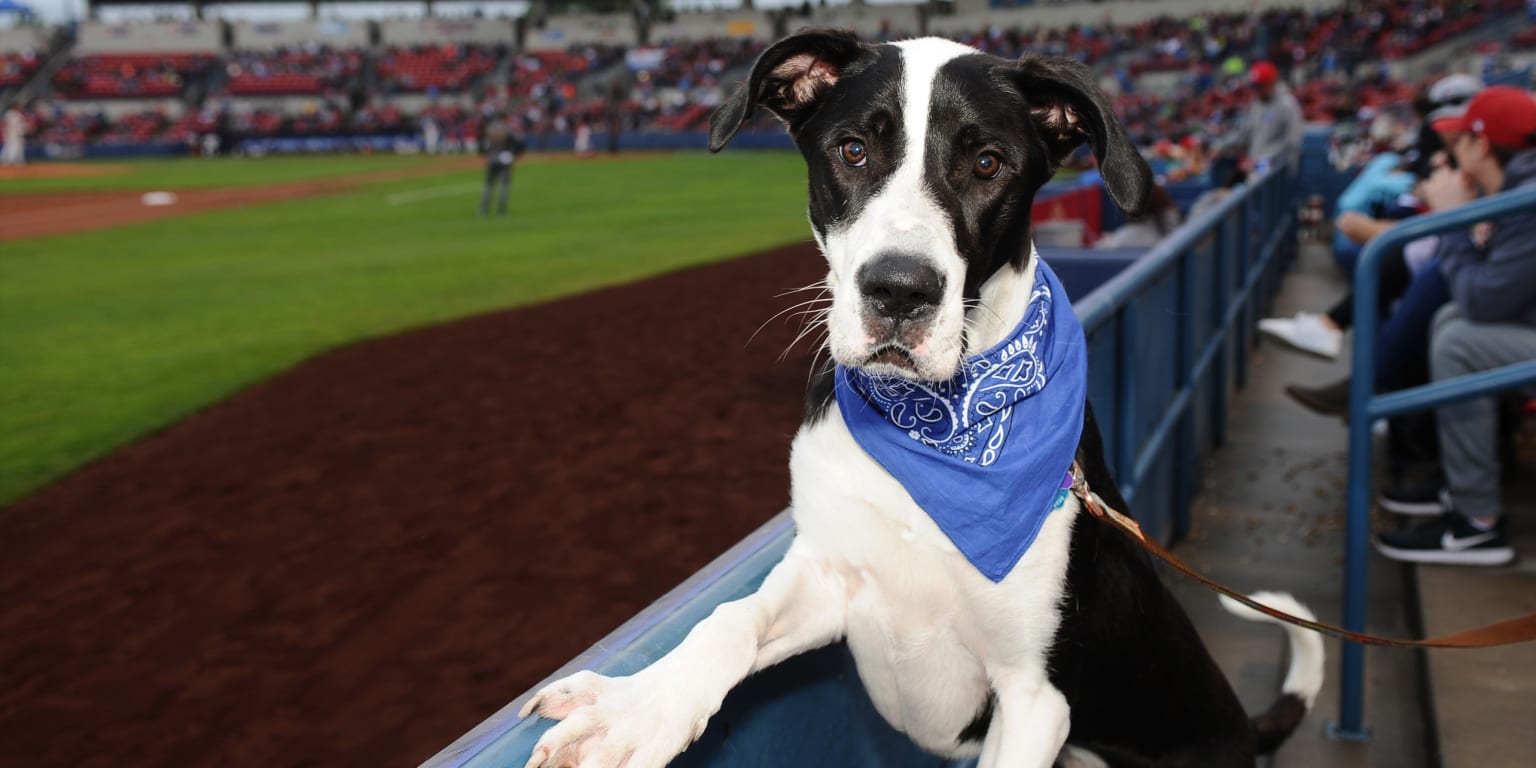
[519,670,708,768]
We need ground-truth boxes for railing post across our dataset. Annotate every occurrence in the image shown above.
[1116,307,1137,502]
[1213,213,1230,447]
[1336,339,1377,741]
[1332,167,1387,742]
[1175,249,1196,538]
[1235,191,1252,387]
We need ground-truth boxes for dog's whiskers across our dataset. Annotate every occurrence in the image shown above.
[747,293,832,348]
[774,279,830,299]
[782,312,831,361]
[961,299,1004,357]
[804,342,834,387]
[785,332,830,365]
[962,298,1002,324]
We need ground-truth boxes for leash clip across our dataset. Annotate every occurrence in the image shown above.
[1069,461,1145,542]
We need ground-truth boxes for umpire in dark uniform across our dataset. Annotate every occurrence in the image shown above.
[479,114,525,217]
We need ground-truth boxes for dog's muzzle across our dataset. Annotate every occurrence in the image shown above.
[858,251,943,322]
[853,252,946,371]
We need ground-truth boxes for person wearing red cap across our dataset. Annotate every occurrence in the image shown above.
[1217,60,1305,172]
[1376,86,1536,565]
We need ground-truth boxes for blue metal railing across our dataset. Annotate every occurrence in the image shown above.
[420,165,1300,768]
[1335,183,1536,740]
[1075,165,1296,539]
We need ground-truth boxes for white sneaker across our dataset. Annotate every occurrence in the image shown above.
[1258,312,1342,359]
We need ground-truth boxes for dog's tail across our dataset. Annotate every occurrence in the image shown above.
[1218,591,1326,755]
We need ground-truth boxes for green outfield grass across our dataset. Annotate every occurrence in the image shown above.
[0,151,811,506]
[0,154,450,194]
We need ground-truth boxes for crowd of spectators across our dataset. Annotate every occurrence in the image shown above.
[51,54,214,99]
[223,45,363,96]
[7,0,1529,152]
[1,49,42,90]
[1249,74,1536,566]
[376,43,505,93]
[1110,0,1523,80]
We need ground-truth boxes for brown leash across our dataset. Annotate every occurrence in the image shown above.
[1067,463,1536,649]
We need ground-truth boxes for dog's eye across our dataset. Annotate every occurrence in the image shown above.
[840,139,868,167]
[974,152,1003,179]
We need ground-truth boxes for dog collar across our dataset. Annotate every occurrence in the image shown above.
[835,260,1087,582]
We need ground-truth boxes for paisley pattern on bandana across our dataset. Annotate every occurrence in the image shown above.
[848,274,1054,467]
[834,260,1087,582]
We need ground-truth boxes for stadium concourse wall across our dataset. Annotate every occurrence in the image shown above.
[0,26,46,51]
[379,18,516,47]
[75,20,221,54]
[230,18,371,50]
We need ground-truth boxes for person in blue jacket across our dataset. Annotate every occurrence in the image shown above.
[1376,86,1536,566]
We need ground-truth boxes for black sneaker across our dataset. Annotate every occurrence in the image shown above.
[1285,377,1351,419]
[1374,513,1514,566]
[1377,484,1451,516]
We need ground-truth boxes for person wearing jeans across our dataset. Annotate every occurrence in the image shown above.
[1375,86,1536,565]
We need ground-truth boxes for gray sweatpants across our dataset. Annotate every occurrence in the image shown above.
[1432,304,1536,521]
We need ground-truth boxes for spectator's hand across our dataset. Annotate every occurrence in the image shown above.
[1336,211,1383,243]
[1418,166,1477,212]
[1473,221,1493,249]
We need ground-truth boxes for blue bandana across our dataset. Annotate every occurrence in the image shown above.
[834,260,1086,582]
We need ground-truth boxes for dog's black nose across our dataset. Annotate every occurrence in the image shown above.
[858,253,944,318]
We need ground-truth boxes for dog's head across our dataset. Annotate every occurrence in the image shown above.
[711,30,1151,381]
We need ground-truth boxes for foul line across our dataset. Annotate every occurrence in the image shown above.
[386,183,483,206]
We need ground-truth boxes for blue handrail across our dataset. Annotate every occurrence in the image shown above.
[1075,165,1295,529]
[1336,182,1536,740]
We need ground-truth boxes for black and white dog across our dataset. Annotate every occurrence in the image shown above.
[521,31,1323,768]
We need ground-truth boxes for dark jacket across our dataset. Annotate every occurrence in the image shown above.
[482,122,526,165]
[1438,149,1536,326]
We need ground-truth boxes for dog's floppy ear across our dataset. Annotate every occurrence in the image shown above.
[1011,55,1152,217]
[709,28,869,152]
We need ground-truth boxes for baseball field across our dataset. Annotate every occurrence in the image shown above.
[2,150,832,768]
[1,151,811,506]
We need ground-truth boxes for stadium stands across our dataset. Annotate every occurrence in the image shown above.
[376,43,504,93]
[1,50,42,90]
[9,0,1528,153]
[52,53,213,99]
[225,47,362,96]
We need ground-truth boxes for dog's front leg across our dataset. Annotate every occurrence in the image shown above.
[976,668,1072,768]
[519,544,846,768]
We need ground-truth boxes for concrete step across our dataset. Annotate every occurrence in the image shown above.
[1164,242,1433,766]
[1413,484,1536,767]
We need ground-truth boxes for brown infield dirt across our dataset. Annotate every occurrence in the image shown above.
[0,240,828,768]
